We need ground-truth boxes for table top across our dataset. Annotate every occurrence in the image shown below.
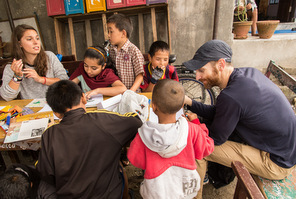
[0,92,152,150]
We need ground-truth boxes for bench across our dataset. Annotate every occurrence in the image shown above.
[265,60,296,94]
[232,161,296,199]
[231,161,265,199]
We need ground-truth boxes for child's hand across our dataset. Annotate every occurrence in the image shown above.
[151,67,164,84]
[85,90,98,100]
[184,112,198,122]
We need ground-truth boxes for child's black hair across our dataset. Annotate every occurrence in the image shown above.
[84,46,108,66]
[0,164,40,199]
[0,171,30,199]
[152,79,185,114]
[107,13,133,38]
[46,80,83,114]
[148,41,170,57]
[84,46,117,74]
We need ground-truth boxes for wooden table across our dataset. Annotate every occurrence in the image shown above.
[0,93,151,169]
[0,92,152,150]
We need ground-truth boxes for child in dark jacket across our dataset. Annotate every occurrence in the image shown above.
[37,80,142,198]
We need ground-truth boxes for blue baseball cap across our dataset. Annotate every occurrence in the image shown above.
[183,40,232,71]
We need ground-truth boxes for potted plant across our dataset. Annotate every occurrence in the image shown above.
[256,20,280,39]
[233,3,253,39]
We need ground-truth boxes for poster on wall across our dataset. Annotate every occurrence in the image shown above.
[0,16,44,48]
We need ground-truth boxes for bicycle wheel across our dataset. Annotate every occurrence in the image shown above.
[178,74,216,105]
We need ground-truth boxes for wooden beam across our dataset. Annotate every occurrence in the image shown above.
[138,13,145,53]
[85,19,93,47]
[151,7,157,42]
[68,18,76,58]
[166,5,172,53]
[54,18,63,55]
[102,14,108,41]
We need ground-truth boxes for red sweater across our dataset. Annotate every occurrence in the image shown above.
[128,119,214,179]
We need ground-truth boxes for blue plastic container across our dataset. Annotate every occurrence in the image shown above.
[64,0,85,15]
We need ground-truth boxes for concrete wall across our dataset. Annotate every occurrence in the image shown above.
[0,0,57,53]
[231,34,296,69]
[0,0,295,69]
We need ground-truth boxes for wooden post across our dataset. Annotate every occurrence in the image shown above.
[151,8,157,42]
[138,13,145,53]
[102,14,108,41]
[166,5,172,53]
[54,18,65,55]
[85,19,93,47]
[68,18,76,58]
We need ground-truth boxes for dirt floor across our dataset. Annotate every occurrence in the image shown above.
[125,164,237,199]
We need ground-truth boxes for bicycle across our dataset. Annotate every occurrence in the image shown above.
[175,65,217,105]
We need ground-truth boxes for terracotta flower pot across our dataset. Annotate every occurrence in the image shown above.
[233,21,253,39]
[256,20,280,39]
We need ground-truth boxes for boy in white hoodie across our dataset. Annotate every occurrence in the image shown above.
[127,79,214,199]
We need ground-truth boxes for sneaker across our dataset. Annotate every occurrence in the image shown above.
[203,173,209,185]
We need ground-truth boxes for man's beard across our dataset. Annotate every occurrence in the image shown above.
[200,67,219,89]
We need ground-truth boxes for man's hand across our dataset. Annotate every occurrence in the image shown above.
[184,95,193,106]
[151,67,164,84]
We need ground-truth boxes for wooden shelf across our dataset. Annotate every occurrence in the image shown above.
[53,3,168,21]
[53,3,171,58]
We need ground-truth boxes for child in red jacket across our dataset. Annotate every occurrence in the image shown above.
[128,79,214,199]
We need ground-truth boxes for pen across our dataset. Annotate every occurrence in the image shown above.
[6,113,11,126]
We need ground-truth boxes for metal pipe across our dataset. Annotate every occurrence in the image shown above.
[213,0,221,39]
[4,0,15,31]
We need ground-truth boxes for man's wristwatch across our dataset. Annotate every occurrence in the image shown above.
[12,75,23,82]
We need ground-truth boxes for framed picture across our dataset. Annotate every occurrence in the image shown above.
[0,16,44,48]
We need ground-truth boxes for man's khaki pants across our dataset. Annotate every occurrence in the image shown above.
[194,141,295,199]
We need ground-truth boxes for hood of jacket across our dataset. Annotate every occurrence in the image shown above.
[138,117,188,158]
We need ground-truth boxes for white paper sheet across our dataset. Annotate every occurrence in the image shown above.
[25,98,47,107]
[18,118,49,140]
[0,106,6,110]
[4,118,49,143]
[86,94,104,107]
[97,94,122,111]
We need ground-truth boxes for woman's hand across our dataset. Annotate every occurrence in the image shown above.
[23,68,43,83]
[10,59,24,77]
